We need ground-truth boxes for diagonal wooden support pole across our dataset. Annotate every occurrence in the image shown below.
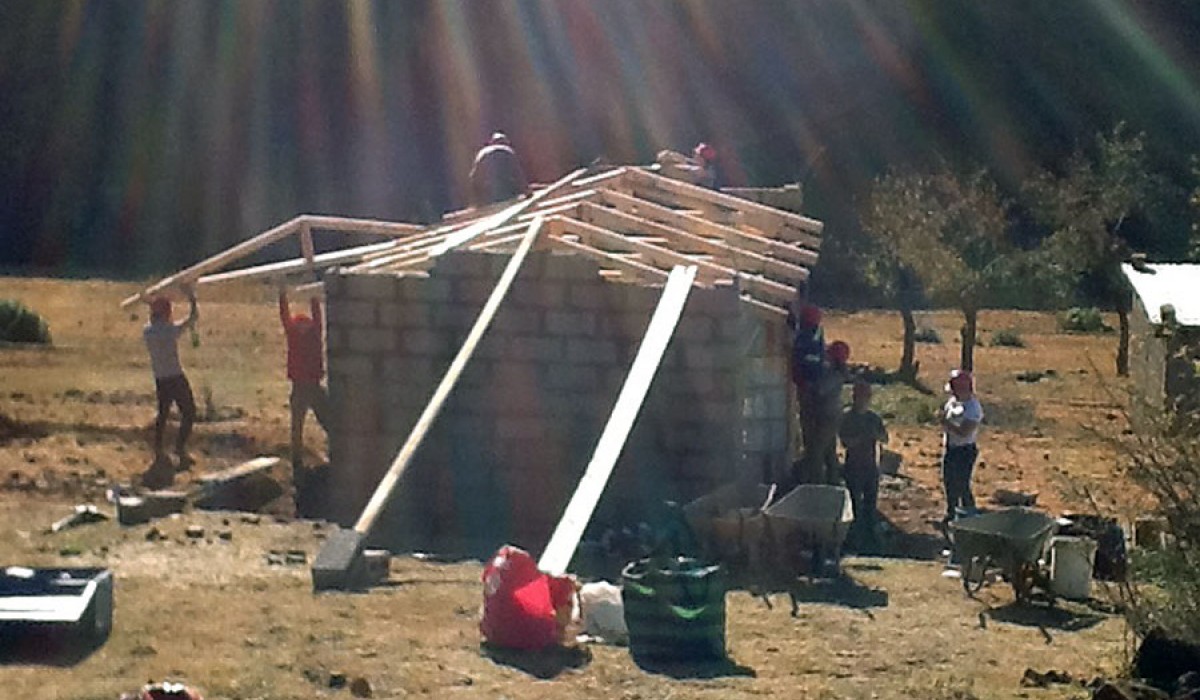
[538,264,698,576]
[313,216,546,590]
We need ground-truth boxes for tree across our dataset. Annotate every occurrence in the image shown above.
[1025,124,1166,376]
[863,165,1013,372]
[854,235,922,381]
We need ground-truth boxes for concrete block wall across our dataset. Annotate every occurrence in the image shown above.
[324,250,790,556]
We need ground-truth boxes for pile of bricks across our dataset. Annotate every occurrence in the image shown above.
[324,249,792,555]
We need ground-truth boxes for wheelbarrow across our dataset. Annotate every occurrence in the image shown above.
[948,508,1058,602]
[762,485,855,579]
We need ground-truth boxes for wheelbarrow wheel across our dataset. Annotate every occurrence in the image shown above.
[962,556,991,595]
[1011,562,1038,603]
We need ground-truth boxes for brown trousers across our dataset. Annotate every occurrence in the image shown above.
[290,382,330,469]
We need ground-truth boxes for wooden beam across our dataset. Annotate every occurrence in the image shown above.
[570,166,631,188]
[353,217,546,538]
[595,189,817,269]
[545,220,670,284]
[625,168,823,246]
[577,201,809,284]
[357,221,533,272]
[121,216,304,307]
[196,239,400,286]
[427,168,586,257]
[303,215,425,237]
[538,264,698,575]
[553,216,796,305]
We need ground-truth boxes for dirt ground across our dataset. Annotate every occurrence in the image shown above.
[0,277,1142,699]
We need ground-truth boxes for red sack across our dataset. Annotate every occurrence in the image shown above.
[480,545,574,650]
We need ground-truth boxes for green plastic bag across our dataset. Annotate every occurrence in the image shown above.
[621,557,725,661]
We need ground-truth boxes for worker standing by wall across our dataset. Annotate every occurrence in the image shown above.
[807,340,851,485]
[280,284,330,480]
[839,380,889,550]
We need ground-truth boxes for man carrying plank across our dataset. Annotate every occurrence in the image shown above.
[279,284,330,477]
[143,285,199,469]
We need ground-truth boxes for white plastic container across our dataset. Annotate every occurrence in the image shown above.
[1049,536,1097,599]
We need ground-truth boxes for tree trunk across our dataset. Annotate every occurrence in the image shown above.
[960,307,977,372]
[899,303,916,380]
[1117,306,1130,377]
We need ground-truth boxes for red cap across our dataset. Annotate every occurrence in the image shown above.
[946,369,974,393]
[828,340,851,364]
[694,142,716,162]
[149,296,171,321]
[798,304,822,328]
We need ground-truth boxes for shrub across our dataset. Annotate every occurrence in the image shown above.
[0,299,52,345]
[914,326,942,344]
[1114,407,1200,645]
[1058,306,1112,333]
[990,328,1025,348]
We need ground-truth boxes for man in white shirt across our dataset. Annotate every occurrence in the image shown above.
[939,369,983,522]
[143,285,199,468]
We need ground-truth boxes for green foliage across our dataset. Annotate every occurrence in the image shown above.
[989,328,1025,348]
[864,165,1013,312]
[0,299,52,345]
[1115,409,1200,644]
[914,326,942,344]
[1058,307,1112,333]
[871,384,940,425]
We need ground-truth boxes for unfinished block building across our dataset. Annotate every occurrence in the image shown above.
[126,166,823,557]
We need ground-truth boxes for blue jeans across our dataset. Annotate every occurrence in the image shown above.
[942,443,978,521]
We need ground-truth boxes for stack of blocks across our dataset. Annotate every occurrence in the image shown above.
[324,249,793,556]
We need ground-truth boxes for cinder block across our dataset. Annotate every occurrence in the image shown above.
[325,328,346,352]
[471,335,509,360]
[343,273,397,300]
[433,252,495,278]
[349,327,396,354]
[683,346,718,369]
[396,278,427,301]
[331,300,377,327]
[674,316,714,343]
[566,338,619,365]
[378,301,416,328]
[404,329,448,355]
[407,278,452,303]
[492,309,543,335]
[496,417,546,441]
[512,281,565,306]
[510,336,563,362]
[685,287,740,318]
[567,284,606,310]
[546,311,596,336]
[329,355,374,378]
[544,364,600,390]
[542,254,602,281]
[429,305,473,331]
[381,357,437,382]
[454,278,498,304]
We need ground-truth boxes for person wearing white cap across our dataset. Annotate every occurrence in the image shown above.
[938,369,983,522]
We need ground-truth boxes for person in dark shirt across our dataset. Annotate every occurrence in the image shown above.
[469,131,529,207]
[839,381,889,549]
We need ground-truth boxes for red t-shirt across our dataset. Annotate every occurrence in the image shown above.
[279,295,324,383]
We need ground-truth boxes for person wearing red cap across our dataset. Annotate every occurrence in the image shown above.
[469,131,529,207]
[280,285,330,475]
[143,285,199,467]
[839,380,889,549]
[939,369,984,522]
[803,340,852,485]
[655,141,720,189]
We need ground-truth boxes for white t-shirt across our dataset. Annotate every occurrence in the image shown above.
[943,396,983,447]
[143,322,186,379]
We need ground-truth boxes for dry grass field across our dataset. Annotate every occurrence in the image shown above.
[0,277,1144,699]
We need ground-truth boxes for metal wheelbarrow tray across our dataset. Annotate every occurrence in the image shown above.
[949,508,1057,600]
[762,485,855,577]
[0,566,113,643]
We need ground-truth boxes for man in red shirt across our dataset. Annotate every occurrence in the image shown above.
[279,285,329,475]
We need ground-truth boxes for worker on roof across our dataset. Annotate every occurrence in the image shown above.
[279,283,330,479]
[469,131,530,207]
[654,141,720,189]
[143,285,199,470]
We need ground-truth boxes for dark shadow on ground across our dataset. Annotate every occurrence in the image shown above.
[633,655,756,679]
[0,626,108,666]
[864,511,947,562]
[986,600,1108,632]
[788,573,890,609]
[481,643,592,679]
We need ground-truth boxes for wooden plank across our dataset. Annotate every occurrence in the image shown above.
[577,201,809,284]
[121,216,304,307]
[196,239,400,286]
[299,223,316,266]
[538,265,698,575]
[595,189,818,269]
[357,222,533,272]
[427,168,586,257]
[353,218,546,537]
[625,168,823,246]
[303,215,425,237]
[571,166,631,188]
[196,456,281,485]
[545,220,670,284]
[554,216,796,305]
